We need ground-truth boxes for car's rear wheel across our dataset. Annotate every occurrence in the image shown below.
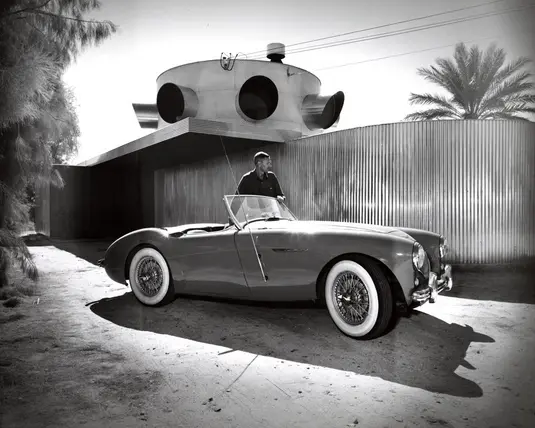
[128,247,175,306]
[324,258,393,340]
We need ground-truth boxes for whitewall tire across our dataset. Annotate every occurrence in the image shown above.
[128,247,174,306]
[324,258,393,340]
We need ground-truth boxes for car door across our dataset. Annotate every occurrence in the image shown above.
[167,226,250,299]
[233,221,318,300]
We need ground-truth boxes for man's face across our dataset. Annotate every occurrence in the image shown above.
[258,157,272,173]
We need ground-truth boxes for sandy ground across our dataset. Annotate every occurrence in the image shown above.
[1,238,535,428]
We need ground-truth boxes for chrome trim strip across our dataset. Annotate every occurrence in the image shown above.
[271,248,308,253]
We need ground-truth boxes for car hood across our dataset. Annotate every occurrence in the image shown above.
[284,220,414,240]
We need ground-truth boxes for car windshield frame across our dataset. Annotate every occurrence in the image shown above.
[223,194,298,229]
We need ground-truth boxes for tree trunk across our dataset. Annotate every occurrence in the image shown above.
[0,126,18,288]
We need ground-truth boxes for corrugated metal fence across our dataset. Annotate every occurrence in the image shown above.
[155,120,535,263]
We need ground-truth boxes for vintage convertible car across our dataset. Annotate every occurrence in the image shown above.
[98,194,453,340]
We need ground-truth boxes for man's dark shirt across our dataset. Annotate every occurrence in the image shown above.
[236,170,284,198]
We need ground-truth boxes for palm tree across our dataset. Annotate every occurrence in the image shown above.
[0,0,117,288]
[404,42,535,121]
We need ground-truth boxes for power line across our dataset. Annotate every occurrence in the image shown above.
[310,31,527,73]
[244,0,513,58]
[273,4,534,58]
[246,2,534,60]
[248,3,534,59]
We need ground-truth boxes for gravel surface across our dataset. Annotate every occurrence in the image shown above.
[1,239,534,428]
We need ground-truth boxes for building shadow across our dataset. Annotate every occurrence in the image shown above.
[446,264,535,305]
[22,233,53,247]
[89,291,494,397]
[22,233,114,266]
[47,240,113,265]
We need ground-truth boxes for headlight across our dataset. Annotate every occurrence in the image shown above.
[412,242,427,271]
[439,235,448,258]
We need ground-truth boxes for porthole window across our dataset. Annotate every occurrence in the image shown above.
[157,83,185,123]
[238,75,278,120]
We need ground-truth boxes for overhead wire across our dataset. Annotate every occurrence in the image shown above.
[310,30,531,73]
[281,5,534,57]
[243,0,512,58]
[245,1,534,59]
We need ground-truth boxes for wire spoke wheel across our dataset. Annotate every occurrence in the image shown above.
[135,256,164,297]
[324,258,393,340]
[128,247,174,306]
[332,271,370,325]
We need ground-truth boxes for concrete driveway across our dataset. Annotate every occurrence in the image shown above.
[1,238,534,428]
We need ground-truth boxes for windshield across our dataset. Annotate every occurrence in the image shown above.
[224,195,297,226]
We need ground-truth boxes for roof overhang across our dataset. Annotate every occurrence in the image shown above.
[76,117,290,167]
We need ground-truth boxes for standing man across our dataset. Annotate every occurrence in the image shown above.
[236,151,285,202]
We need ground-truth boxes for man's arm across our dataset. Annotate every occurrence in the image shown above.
[236,174,247,195]
[272,174,285,200]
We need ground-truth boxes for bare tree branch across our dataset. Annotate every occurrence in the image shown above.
[28,9,114,25]
[1,0,54,18]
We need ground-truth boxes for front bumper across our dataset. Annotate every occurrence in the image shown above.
[411,264,453,304]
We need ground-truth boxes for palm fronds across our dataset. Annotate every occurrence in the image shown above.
[405,42,535,121]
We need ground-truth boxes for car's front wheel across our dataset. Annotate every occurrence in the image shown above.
[128,247,175,306]
[324,258,393,340]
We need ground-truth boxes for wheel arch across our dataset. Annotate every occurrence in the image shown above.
[315,253,405,305]
[124,243,172,281]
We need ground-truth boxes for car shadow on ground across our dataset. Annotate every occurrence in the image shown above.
[89,291,494,398]
[447,264,535,305]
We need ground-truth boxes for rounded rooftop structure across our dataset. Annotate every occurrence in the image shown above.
[133,44,345,139]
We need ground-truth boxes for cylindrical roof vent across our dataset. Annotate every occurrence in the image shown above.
[266,43,285,63]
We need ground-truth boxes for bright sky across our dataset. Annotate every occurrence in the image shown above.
[63,0,535,164]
